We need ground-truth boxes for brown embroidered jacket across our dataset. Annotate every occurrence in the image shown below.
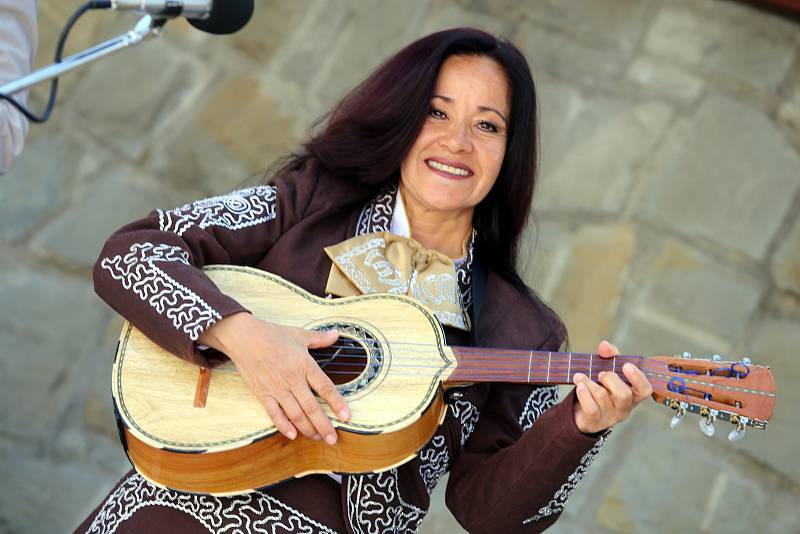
[90,168,607,534]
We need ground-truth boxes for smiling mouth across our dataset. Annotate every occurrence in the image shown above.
[425,159,473,177]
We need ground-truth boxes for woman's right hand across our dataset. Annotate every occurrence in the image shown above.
[199,312,350,445]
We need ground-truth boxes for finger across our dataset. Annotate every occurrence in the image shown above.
[276,391,319,440]
[574,380,601,426]
[575,373,614,417]
[306,329,339,349]
[597,340,619,358]
[261,395,297,441]
[307,364,350,421]
[623,363,653,403]
[597,371,633,412]
[292,381,338,445]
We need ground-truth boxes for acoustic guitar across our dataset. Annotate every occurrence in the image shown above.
[111,265,775,495]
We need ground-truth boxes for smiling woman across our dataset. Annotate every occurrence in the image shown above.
[76,27,650,534]
[400,55,509,258]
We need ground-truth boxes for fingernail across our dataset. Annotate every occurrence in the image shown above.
[286,429,296,440]
[623,362,635,373]
[312,433,322,441]
[573,373,587,383]
[577,383,587,392]
[338,408,350,420]
[325,433,337,446]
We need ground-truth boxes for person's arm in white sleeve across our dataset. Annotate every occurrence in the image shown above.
[0,0,38,174]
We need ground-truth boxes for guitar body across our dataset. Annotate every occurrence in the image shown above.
[112,265,457,495]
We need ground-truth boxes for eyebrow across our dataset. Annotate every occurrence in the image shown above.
[432,94,508,126]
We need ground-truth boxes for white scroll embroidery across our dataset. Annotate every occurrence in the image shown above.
[522,432,610,525]
[157,185,277,237]
[84,473,337,534]
[100,242,221,340]
[418,434,450,495]
[519,386,560,431]
[347,470,426,534]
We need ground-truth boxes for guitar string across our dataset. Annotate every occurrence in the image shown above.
[206,360,769,396]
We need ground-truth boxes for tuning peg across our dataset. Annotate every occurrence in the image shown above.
[742,357,751,366]
[669,400,688,429]
[682,352,692,359]
[712,354,722,362]
[728,416,749,442]
[698,407,717,437]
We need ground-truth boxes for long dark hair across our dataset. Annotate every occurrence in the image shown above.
[275,28,565,343]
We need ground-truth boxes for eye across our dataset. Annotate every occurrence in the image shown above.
[429,107,447,120]
[478,120,499,134]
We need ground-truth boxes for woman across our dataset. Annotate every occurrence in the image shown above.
[76,28,651,534]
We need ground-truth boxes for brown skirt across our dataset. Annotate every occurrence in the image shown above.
[73,469,347,533]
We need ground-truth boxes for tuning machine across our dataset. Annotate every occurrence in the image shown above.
[698,407,718,437]
[728,415,749,442]
[668,399,688,428]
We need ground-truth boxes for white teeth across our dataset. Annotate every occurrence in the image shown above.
[427,159,470,176]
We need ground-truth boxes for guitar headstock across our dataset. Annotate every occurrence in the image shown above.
[649,353,775,441]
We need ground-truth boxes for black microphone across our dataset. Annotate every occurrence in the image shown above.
[101,1,254,35]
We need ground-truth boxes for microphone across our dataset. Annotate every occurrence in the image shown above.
[101,1,254,34]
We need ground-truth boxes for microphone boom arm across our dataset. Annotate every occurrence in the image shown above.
[0,15,162,97]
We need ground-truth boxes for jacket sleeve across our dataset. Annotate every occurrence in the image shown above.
[445,332,610,534]
[93,171,319,366]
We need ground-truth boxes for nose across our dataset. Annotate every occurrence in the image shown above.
[440,121,473,153]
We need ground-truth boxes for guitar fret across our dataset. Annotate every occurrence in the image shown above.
[567,353,572,382]
[547,352,551,383]
[589,354,593,380]
[527,350,532,382]
[612,357,615,375]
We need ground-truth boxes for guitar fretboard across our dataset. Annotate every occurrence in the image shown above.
[446,347,644,386]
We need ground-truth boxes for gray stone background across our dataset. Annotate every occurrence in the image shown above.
[0,0,798,532]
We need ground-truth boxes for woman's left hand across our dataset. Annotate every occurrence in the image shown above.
[572,340,653,434]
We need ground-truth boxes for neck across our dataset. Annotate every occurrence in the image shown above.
[445,346,644,386]
[399,184,472,258]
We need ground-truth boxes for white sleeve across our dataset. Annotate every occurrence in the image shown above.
[0,0,38,174]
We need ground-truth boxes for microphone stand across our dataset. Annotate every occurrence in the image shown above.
[0,15,163,97]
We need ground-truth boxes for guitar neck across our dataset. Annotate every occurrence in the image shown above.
[445,346,644,386]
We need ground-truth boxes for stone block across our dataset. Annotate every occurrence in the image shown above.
[771,215,800,294]
[626,55,705,102]
[31,163,179,267]
[310,2,431,112]
[0,134,68,241]
[0,442,128,534]
[271,2,353,92]
[637,94,800,260]
[574,402,800,533]
[616,239,763,357]
[535,81,673,214]
[0,262,108,441]
[518,0,655,55]
[742,318,800,485]
[421,3,511,39]
[227,0,311,63]
[547,224,637,353]
[643,1,796,93]
[70,37,209,162]
[519,220,574,303]
[514,23,629,84]
[197,76,302,173]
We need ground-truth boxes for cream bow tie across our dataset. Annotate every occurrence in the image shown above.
[324,231,470,331]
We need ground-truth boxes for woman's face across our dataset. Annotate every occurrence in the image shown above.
[400,54,510,218]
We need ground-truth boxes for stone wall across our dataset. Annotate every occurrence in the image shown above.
[0,1,798,532]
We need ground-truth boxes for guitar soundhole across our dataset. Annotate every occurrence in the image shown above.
[309,322,384,395]
[312,337,369,385]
